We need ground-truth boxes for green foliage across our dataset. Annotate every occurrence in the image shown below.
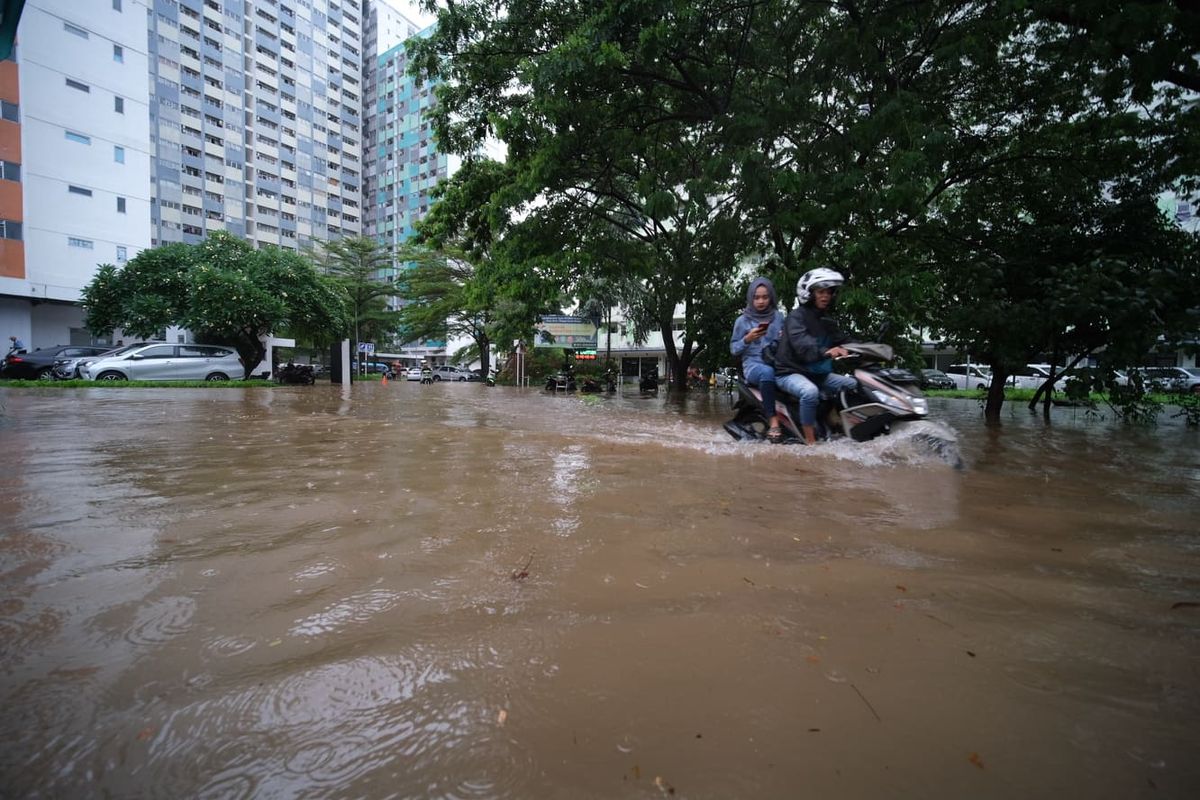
[310,235,411,348]
[81,231,348,377]
[411,0,1200,421]
[1172,393,1200,428]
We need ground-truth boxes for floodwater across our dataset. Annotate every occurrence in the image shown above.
[0,382,1197,799]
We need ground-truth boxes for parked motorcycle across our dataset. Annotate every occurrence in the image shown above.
[638,367,659,394]
[544,371,577,392]
[276,363,316,385]
[723,343,959,463]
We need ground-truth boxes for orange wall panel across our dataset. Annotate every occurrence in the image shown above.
[0,121,19,164]
[0,61,17,103]
[0,179,20,219]
[0,238,25,279]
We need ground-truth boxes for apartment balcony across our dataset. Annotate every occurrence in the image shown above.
[204,140,224,159]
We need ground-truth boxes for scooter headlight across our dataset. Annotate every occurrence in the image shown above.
[872,388,928,416]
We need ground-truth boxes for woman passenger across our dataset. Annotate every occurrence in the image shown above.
[730,277,785,442]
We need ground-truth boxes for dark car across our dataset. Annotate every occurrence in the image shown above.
[1,345,112,380]
[919,369,956,390]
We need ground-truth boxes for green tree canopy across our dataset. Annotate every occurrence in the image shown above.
[412,0,1199,415]
[81,231,348,378]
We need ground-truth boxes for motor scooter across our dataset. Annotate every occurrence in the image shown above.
[723,344,957,461]
[276,363,316,385]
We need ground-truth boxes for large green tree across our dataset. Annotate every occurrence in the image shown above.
[81,232,348,378]
[410,0,762,386]
[412,0,1199,418]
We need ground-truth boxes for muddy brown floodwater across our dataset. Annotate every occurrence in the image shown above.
[0,382,1197,798]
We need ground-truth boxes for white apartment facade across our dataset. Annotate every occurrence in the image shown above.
[0,0,152,347]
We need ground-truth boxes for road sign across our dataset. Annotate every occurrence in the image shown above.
[357,342,375,354]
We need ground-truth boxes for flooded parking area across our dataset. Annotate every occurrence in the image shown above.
[1,382,1197,798]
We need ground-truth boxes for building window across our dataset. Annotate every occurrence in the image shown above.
[113,44,124,63]
[0,219,21,240]
[114,146,125,163]
[66,78,90,93]
[65,131,91,145]
[63,22,89,39]
[68,185,93,197]
[68,237,95,249]
[117,197,126,213]
[0,100,17,122]
[116,245,128,262]
[114,96,124,114]
[0,161,18,182]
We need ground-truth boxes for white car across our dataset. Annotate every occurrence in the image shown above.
[404,367,424,381]
[1010,364,1070,392]
[1133,366,1200,394]
[84,343,244,381]
[944,363,993,390]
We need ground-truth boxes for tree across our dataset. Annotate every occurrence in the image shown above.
[410,1,764,387]
[411,0,1199,419]
[311,236,403,351]
[81,231,348,378]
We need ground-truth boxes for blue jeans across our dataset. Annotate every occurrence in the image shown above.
[742,362,779,421]
[776,371,859,426]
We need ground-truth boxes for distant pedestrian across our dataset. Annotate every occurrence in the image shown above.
[7,335,24,354]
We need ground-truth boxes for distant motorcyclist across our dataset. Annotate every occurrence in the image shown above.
[774,268,859,445]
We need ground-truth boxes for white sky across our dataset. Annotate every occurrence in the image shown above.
[377,0,437,28]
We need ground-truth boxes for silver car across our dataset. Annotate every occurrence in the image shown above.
[83,343,244,382]
[431,364,471,382]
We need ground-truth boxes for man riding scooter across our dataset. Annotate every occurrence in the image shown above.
[774,268,859,445]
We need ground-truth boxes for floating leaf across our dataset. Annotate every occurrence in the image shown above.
[968,752,985,769]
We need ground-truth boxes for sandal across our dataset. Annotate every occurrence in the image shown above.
[766,425,784,444]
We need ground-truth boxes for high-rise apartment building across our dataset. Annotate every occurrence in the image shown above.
[362,2,452,360]
[0,0,152,345]
[2,0,454,352]
[146,0,363,250]
[362,19,448,259]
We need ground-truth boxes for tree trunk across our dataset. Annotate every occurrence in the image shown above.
[984,367,1009,425]
[237,336,266,380]
[475,333,491,376]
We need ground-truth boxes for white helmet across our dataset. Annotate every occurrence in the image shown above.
[796,267,844,305]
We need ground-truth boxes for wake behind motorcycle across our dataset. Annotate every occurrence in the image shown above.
[723,344,959,463]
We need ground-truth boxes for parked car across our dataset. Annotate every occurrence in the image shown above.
[431,364,472,382]
[1010,363,1070,392]
[350,360,394,378]
[1,344,112,380]
[405,367,424,381]
[53,343,150,380]
[83,343,244,381]
[919,369,956,390]
[1132,366,1200,394]
[944,363,994,390]
[1063,367,1129,393]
